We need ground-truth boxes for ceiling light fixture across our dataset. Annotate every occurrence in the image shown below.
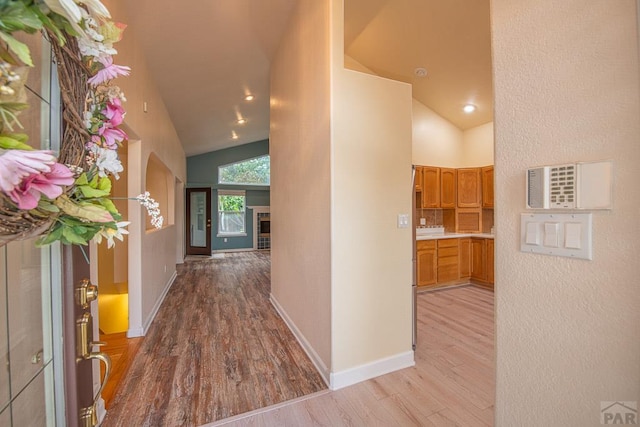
[231,131,238,140]
[237,117,247,125]
[414,67,428,78]
[463,104,477,113]
[244,94,255,101]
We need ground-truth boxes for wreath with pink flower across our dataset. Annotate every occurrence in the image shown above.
[0,0,162,247]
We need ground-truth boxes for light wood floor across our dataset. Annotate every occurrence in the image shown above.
[207,285,495,427]
[102,252,327,426]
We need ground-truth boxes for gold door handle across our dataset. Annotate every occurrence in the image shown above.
[79,351,112,427]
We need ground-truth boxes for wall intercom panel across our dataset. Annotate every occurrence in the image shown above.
[526,160,612,210]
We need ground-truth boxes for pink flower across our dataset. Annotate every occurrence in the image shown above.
[98,125,127,149]
[8,163,75,210]
[103,98,124,127]
[88,56,130,86]
[0,150,57,193]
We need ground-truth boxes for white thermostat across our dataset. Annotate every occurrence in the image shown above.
[526,160,612,210]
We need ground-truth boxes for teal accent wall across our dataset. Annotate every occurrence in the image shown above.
[187,140,270,251]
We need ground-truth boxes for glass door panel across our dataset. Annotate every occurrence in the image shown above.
[186,188,211,255]
[6,238,47,396]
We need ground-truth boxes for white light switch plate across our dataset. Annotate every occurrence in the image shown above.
[520,213,592,260]
[397,214,409,229]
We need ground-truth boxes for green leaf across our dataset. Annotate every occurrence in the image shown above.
[98,176,112,193]
[30,5,66,46]
[62,226,88,245]
[0,31,33,66]
[0,134,32,149]
[37,200,60,213]
[98,198,119,215]
[75,173,89,186]
[78,185,109,198]
[36,224,63,246]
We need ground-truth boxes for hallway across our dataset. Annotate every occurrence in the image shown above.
[102,252,327,426]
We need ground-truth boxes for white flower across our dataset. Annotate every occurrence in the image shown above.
[93,221,130,248]
[91,146,123,179]
[136,192,164,229]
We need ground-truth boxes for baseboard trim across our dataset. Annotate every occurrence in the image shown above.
[270,294,330,386]
[128,270,177,338]
[329,350,415,391]
[212,248,254,253]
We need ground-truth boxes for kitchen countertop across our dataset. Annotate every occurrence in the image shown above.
[417,232,494,241]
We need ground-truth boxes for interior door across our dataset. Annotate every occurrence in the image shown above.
[186,188,212,255]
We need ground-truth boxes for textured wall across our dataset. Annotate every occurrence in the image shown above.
[492,0,640,425]
[270,0,333,375]
[103,0,187,335]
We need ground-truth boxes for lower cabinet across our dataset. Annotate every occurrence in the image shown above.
[416,237,494,290]
[416,240,437,287]
[471,237,494,289]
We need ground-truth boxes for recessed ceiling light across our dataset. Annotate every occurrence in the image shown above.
[244,94,255,101]
[231,131,238,140]
[237,118,247,125]
[414,67,428,78]
[463,104,476,113]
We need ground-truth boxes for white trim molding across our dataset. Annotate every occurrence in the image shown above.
[329,351,415,391]
[128,270,177,337]
[270,293,330,386]
[247,205,270,249]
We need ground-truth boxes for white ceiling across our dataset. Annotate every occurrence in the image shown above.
[121,0,492,157]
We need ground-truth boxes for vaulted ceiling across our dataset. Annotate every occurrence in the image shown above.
[120,0,492,157]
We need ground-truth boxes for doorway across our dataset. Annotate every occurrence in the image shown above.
[186,188,212,255]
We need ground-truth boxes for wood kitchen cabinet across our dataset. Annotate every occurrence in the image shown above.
[481,166,494,208]
[487,239,494,284]
[459,238,471,279]
[416,240,437,287]
[414,166,423,192]
[437,238,459,283]
[457,168,482,208]
[440,168,457,208]
[471,237,494,289]
[421,167,440,208]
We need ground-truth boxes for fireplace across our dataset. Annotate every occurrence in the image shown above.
[259,216,270,237]
[257,213,270,249]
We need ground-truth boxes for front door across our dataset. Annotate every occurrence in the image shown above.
[186,188,212,255]
[63,245,111,427]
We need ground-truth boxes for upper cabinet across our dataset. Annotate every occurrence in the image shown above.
[414,166,423,192]
[440,168,457,208]
[421,166,440,208]
[457,168,482,208]
[481,166,494,208]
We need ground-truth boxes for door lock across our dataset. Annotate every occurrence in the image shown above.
[75,279,98,309]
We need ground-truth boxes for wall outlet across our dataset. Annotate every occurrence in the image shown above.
[419,218,426,226]
[223,238,228,242]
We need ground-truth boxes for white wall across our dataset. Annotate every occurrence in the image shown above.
[330,0,414,386]
[104,0,187,336]
[462,121,494,167]
[492,0,640,425]
[412,99,465,167]
[270,0,333,380]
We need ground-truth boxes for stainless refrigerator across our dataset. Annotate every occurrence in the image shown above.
[411,165,417,350]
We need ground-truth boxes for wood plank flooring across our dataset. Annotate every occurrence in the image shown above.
[99,331,144,408]
[207,285,495,427]
[102,252,327,426]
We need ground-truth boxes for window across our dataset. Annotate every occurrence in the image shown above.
[218,155,270,186]
[217,190,246,236]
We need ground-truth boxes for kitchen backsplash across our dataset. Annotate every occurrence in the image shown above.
[417,208,444,227]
